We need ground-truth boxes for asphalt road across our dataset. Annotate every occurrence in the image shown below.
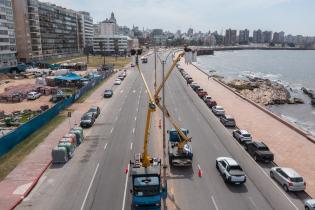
[16,51,305,210]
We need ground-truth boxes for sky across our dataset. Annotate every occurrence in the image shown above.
[44,0,315,36]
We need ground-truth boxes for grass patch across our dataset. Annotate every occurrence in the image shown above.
[46,55,85,64]
[0,114,66,181]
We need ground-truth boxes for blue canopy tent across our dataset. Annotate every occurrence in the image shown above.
[55,72,82,81]
[54,72,83,87]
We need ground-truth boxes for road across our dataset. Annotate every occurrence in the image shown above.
[16,52,305,210]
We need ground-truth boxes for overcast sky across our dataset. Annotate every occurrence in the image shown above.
[44,0,314,36]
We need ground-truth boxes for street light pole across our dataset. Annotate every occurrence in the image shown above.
[162,59,167,209]
[154,45,157,93]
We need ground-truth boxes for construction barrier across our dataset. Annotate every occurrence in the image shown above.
[0,70,113,156]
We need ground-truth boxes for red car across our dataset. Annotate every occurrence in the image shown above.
[198,90,208,98]
[206,99,217,108]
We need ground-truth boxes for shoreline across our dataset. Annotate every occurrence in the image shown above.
[193,63,315,142]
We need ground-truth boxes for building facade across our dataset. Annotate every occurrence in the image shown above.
[0,0,17,68]
[253,29,263,43]
[94,12,118,36]
[79,11,94,48]
[93,35,128,55]
[224,28,237,45]
[263,31,272,43]
[239,29,249,44]
[12,0,86,62]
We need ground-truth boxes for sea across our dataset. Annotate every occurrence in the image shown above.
[195,50,315,136]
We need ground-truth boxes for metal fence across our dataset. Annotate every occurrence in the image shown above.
[0,70,112,156]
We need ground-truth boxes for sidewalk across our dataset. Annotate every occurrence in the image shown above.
[179,60,315,198]
[0,71,116,210]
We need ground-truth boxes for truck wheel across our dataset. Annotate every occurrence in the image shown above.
[270,171,274,178]
[224,175,229,183]
[215,161,219,170]
[283,184,289,192]
[254,155,258,161]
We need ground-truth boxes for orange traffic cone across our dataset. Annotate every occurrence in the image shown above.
[124,166,129,174]
[198,169,203,177]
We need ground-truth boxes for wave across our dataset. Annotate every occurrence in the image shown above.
[281,114,315,136]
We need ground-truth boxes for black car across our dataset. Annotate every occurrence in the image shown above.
[87,106,100,118]
[80,112,95,128]
[104,89,113,98]
[246,141,274,163]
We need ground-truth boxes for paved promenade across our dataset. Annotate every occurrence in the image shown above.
[0,70,117,210]
[179,59,315,198]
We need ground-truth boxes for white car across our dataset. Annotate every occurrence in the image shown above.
[232,129,252,144]
[212,105,225,116]
[270,167,305,192]
[305,199,315,210]
[27,91,41,100]
[216,157,246,184]
[114,79,122,85]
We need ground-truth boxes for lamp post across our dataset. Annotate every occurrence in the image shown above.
[156,49,175,209]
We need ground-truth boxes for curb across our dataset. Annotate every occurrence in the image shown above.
[8,160,52,210]
[191,63,315,144]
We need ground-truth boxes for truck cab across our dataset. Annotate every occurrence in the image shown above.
[167,128,193,167]
[130,157,163,209]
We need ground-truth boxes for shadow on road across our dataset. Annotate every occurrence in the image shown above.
[225,182,248,193]
[50,163,65,169]
[168,166,194,179]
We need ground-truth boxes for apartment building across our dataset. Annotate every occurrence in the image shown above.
[12,0,90,62]
[93,35,128,55]
[79,11,94,48]
[0,0,17,68]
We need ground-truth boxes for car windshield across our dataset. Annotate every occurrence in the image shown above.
[258,146,269,151]
[243,133,251,137]
[290,177,303,182]
[133,176,160,197]
[229,165,242,171]
[105,90,112,93]
[216,107,224,110]
[81,115,91,120]
[89,108,97,112]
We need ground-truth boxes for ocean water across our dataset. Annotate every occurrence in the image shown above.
[196,50,315,136]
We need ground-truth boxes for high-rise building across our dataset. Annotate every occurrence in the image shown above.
[12,0,84,62]
[95,12,118,36]
[239,29,249,44]
[262,31,272,43]
[93,35,129,55]
[253,29,263,43]
[273,32,280,43]
[224,28,237,45]
[187,28,193,37]
[0,0,17,68]
[79,11,94,48]
[279,31,285,43]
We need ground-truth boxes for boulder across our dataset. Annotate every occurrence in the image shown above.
[301,87,315,99]
[311,99,315,107]
[288,98,305,104]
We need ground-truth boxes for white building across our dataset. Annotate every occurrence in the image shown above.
[79,11,94,48]
[94,12,118,36]
[93,35,128,55]
[0,0,17,68]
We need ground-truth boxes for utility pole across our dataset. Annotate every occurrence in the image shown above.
[162,59,167,209]
[154,45,157,93]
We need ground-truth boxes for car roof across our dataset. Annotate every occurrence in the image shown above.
[280,167,301,178]
[253,142,267,147]
[218,157,239,166]
[225,115,234,119]
[239,129,250,134]
[215,106,223,109]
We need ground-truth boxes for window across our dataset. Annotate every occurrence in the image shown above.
[220,161,227,168]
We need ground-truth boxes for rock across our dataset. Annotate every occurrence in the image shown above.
[301,87,315,99]
[311,99,315,107]
[288,98,304,104]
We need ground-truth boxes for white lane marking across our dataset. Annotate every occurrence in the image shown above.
[178,116,182,121]
[132,128,135,134]
[211,195,219,210]
[80,163,100,210]
[130,142,133,150]
[133,90,136,93]
[122,164,130,210]
[115,116,118,121]
[119,107,122,112]
[120,89,124,93]
[110,128,114,133]
[197,164,202,170]
[134,116,137,121]
[248,197,259,210]
[103,143,108,151]
[136,107,138,113]
[137,100,140,105]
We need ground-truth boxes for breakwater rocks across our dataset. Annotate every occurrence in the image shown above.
[227,78,304,106]
[301,87,315,107]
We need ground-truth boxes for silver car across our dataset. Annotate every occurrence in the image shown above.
[232,129,252,144]
[305,199,315,210]
[270,167,306,192]
[212,105,225,116]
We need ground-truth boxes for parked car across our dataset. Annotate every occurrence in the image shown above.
[220,115,236,127]
[88,106,100,118]
[80,112,95,128]
[206,99,217,108]
[203,95,212,102]
[304,199,315,210]
[114,79,122,85]
[197,90,208,98]
[246,141,274,163]
[187,78,193,84]
[50,91,65,103]
[192,84,201,91]
[118,75,125,80]
[104,89,113,98]
[122,72,127,77]
[216,157,246,184]
[131,64,135,67]
[212,105,225,116]
[232,129,252,144]
[27,91,41,100]
[270,167,306,192]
